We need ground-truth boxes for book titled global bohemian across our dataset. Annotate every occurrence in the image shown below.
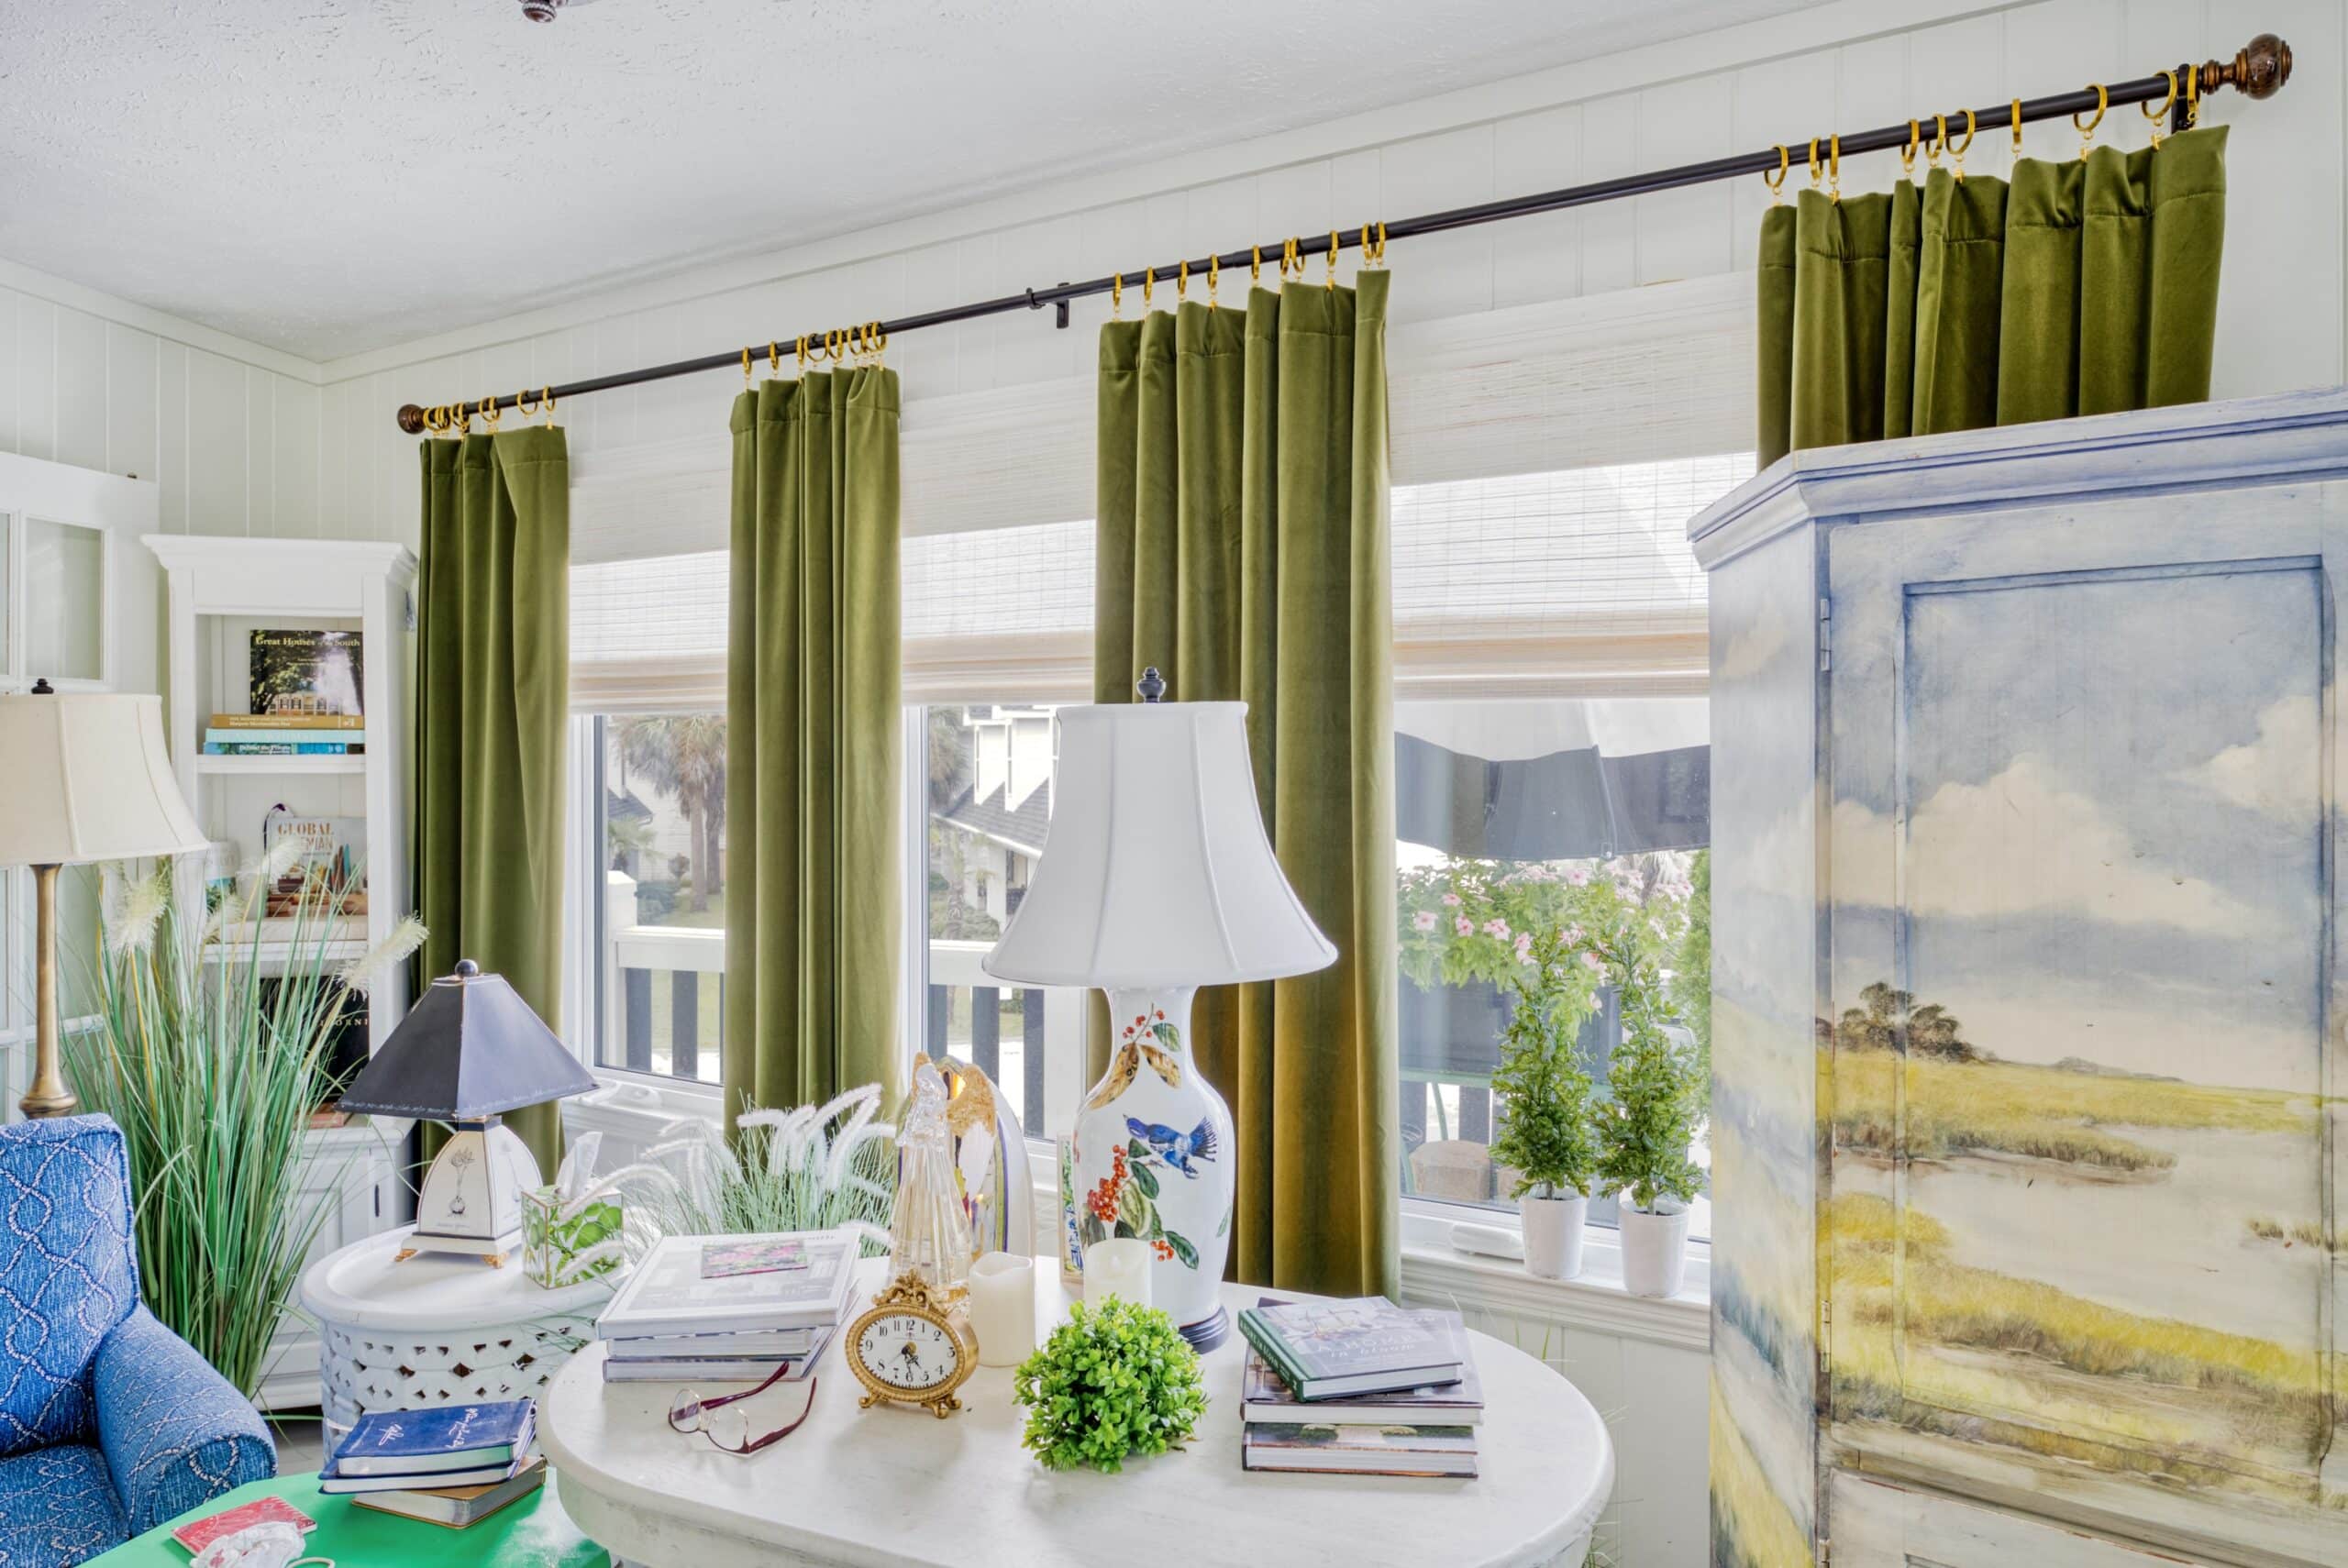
[1235,1297,1467,1401]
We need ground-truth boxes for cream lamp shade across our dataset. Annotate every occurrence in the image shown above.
[0,692,206,867]
[980,700,1336,989]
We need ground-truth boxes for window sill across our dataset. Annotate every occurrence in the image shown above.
[1399,1203,1710,1352]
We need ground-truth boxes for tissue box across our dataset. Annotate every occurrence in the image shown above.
[521,1185,624,1289]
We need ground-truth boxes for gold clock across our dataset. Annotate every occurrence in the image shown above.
[847,1271,976,1418]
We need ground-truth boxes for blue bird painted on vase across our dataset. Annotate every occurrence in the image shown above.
[1127,1116,1217,1177]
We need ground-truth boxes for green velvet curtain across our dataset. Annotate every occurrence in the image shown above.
[1757,125,2228,465]
[723,370,904,1122]
[414,426,571,1172]
[1094,271,1401,1300]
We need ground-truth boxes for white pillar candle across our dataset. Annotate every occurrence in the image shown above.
[968,1251,1036,1368]
[1081,1237,1153,1311]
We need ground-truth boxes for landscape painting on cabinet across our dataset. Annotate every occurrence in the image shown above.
[1711,558,2342,1567]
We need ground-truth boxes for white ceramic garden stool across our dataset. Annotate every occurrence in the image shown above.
[298,1223,623,1446]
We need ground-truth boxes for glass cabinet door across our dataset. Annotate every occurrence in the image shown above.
[23,518,104,683]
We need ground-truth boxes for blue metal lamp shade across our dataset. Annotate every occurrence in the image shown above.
[338,959,595,1121]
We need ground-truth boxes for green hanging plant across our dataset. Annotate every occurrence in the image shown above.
[1012,1298,1207,1473]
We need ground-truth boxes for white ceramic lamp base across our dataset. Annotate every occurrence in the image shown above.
[402,1120,543,1264]
[1071,985,1234,1352]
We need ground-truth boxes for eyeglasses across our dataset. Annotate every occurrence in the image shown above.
[666,1366,820,1456]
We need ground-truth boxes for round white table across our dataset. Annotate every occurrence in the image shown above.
[299,1224,622,1444]
[539,1258,1613,1568]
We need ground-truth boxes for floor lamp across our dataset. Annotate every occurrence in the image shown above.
[0,686,208,1120]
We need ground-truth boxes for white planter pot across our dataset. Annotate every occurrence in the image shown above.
[1618,1204,1690,1297]
[1519,1190,1589,1280]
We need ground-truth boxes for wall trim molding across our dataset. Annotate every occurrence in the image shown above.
[0,256,324,385]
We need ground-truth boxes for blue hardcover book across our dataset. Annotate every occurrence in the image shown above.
[327,1401,536,1478]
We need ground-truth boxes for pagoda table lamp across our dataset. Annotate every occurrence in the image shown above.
[982,669,1335,1351]
[338,958,596,1265]
[0,687,208,1120]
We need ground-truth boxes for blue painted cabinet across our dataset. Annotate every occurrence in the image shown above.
[1695,392,2348,1568]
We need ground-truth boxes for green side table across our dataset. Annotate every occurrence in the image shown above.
[88,1472,609,1567]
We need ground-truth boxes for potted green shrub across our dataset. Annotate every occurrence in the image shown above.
[1488,926,1602,1279]
[1597,999,1706,1297]
[1013,1298,1207,1472]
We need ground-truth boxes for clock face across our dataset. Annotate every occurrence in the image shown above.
[856,1311,961,1393]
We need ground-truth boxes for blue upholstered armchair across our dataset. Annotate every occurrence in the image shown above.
[0,1115,275,1566]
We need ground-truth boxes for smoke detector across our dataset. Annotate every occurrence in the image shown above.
[521,0,600,20]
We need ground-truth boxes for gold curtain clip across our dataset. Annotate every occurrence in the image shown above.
[540,386,557,428]
[1250,244,1262,282]
[767,342,781,379]
[1928,114,1946,169]
[2010,97,2024,159]
[796,335,809,370]
[1898,125,1916,178]
[1325,228,1339,289]
[1827,135,1842,203]
[2183,62,2199,127]
[1947,110,1974,182]
[1767,143,1790,200]
[1143,265,1155,308]
[1207,250,1221,303]
[2143,70,2177,147]
[742,347,753,387]
[1112,271,1124,317]
[1362,220,1387,267]
[515,387,538,420]
[2075,83,2107,160]
[825,328,846,363]
[1806,138,1822,190]
[1281,236,1301,281]
[1177,259,1191,300]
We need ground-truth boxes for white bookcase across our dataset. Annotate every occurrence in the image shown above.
[145,535,419,1409]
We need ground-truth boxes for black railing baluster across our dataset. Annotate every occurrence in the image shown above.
[625,968,652,1074]
[671,970,699,1080]
[1022,988,1045,1133]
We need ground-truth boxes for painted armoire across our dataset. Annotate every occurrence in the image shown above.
[1696,391,2347,1568]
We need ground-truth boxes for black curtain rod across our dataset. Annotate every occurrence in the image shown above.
[397,32,2292,433]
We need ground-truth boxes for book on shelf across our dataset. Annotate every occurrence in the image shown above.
[326,1400,536,1478]
[260,812,367,918]
[349,1456,548,1530]
[1241,1421,1479,1478]
[1235,1297,1467,1401]
[249,628,363,717]
[596,1230,858,1340]
[203,741,365,755]
[1241,1341,1483,1425]
[209,711,366,731]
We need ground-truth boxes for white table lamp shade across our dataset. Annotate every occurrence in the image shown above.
[980,701,1335,989]
[0,694,206,867]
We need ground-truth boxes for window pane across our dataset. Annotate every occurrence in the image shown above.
[1395,696,1712,1241]
[922,703,1081,1138]
[596,712,725,1086]
[26,519,102,681]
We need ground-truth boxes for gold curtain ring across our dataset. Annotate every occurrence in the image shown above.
[767,342,781,378]
[421,405,442,435]
[1143,265,1155,307]
[1949,109,1974,181]
[1325,228,1339,289]
[1805,138,1821,188]
[2183,63,2199,127]
[826,328,847,362]
[1928,114,1945,166]
[453,403,471,435]
[1282,236,1301,279]
[1112,271,1124,316]
[1207,250,1221,302]
[541,387,557,427]
[742,347,753,386]
[516,387,538,419]
[1177,259,1191,300]
[2010,97,2024,158]
[1250,244,1262,282]
[1827,134,1842,203]
[2143,69,2177,146]
[1363,220,1387,266]
[2075,83,2107,160]
[1767,143,1790,198]
[1898,124,1917,175]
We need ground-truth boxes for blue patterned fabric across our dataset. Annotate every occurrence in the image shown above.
[93,1308,274,1535]
[0,1116,139,1455]
[0,1117,274,1564]
[0,1444,131,1568]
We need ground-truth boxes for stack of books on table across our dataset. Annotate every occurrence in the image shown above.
[202,712,367,756]
[320,1400,547,1529]
[595,1231,858,1383]
[1236,1297,1482,1478]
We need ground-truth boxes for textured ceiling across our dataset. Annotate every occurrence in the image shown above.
[0,0,1826,361]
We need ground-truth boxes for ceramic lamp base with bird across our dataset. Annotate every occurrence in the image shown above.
[1070,985,1234,1353]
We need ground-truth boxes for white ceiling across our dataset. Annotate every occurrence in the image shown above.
[0,0,1825,362]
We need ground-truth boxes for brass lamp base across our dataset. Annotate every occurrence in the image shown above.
[20,863,79,1121]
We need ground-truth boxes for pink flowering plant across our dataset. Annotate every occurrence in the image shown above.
[1397,852,1696,993]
